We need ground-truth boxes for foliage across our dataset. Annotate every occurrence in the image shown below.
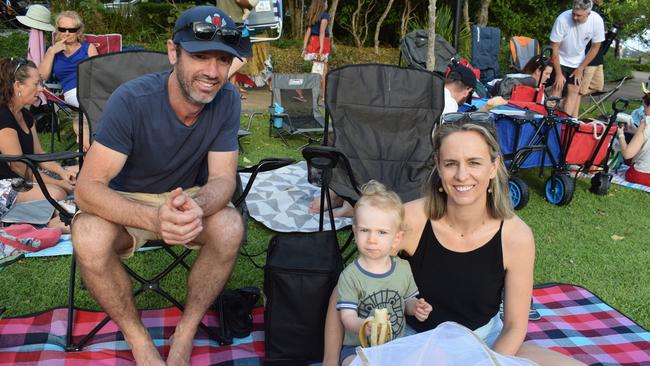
[489,0,564,42]
[604,0,650,45]
[603,52,633,82]
[0,31,28,59]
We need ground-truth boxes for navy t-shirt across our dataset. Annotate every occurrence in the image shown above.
[95,70,240,193]
[310,12,330,37]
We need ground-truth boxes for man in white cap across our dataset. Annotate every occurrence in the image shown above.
[72,5,245,365]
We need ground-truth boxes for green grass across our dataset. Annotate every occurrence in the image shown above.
[1,111,649,331]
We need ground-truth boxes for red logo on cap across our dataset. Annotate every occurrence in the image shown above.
[205,13,223,27]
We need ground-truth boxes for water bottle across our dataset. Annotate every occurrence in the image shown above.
[273,102,284,128]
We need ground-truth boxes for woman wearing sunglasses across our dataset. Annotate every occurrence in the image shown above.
[0,58,76,218]
[322,117,585,366]
[38,10,97,151]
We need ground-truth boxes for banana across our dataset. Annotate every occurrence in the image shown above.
[358,308,392,347]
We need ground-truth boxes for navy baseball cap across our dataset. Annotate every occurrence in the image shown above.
[173,6,243,60]
[447,64,477,89]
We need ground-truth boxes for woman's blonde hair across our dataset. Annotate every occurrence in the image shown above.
[353,180,405,231]
[424,120,513,220]
[306,0,328,27]
[56,10,85,43]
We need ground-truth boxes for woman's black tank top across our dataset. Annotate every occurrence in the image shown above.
[404,219,505,332]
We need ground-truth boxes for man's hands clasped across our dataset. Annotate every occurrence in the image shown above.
[158,187,204,245]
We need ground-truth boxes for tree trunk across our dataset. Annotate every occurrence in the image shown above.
[374,0,395,54]
[427,0,437,71]
[400,0,415,40]
[463,0,470,31]
[477,0,490,26]
[329,0,339,49]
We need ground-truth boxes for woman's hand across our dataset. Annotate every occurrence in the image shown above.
[48,38,67,55]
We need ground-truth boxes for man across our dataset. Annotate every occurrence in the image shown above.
[72,6,244,365]
[580,0,615,97]
[549,0,605,117]
[443,63,507,116]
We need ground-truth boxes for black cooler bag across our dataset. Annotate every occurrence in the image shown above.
[264,231,343,362]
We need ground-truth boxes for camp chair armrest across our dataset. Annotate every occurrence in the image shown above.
[235,158,296,207]
[302,146,361,193]
[0,151,81,164]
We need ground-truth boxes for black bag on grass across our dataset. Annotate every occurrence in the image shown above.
[264,231,343,363]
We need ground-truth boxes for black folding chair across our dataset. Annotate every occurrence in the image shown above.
[67,50,292,350]
[303,64,444,259]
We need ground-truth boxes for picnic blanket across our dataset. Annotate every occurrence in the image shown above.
[0,284,648,365]
[609,166,650,193]
[240,161,353,232]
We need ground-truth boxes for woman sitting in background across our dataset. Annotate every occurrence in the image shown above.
[617,92,650,186]
[38,10,96,151]
[0,58,76,217]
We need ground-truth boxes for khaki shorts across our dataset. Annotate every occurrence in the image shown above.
[579,64,604,96]
[75,187,233,258]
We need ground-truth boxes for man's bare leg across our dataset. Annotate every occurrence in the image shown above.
[564,84,581,117]
[72,213,164,366]
[167,207,243,366]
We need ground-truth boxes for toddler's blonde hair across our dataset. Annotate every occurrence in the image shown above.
[353,180,404,231]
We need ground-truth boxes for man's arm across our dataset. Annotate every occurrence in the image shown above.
[193,150,239,216]
[571,42,601,84]
[75,142,160,232]
[550,41,565,95]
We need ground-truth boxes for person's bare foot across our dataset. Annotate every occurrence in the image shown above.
[131,343,165,366]
[308,190,344,214]
[167,333,193,366]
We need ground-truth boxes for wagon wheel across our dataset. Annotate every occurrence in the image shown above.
[589,172,611,196]
[509,176,529,210]
[544,173,574,206]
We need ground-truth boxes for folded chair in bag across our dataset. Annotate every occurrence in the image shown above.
[268,73,325,147]
[510,36,539,72]
[303,64,443,239]
[69,50,293,350]
[399,30,458,75]
[471,25,501,83]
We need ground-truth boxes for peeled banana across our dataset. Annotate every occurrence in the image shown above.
[358,308,392,347]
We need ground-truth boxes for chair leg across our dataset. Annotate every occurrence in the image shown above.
[65,254,77,351]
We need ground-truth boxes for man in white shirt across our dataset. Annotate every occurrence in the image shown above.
[549,0,605,117]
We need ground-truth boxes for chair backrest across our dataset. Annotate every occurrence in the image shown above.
[271,73,322,122]
[471,25,501,83]
[325,64,444,203]
[399,30,458,74]
[51,33,122,55]
[246,0,283,42]
[77,51,171,135]
[509,36,539,72]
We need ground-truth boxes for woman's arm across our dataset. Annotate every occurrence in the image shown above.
[618,120,646,160]
[301,27,311,58]
[31,126,74,182]
[0,128,29,176]
[491,216,535,355]
[87,42,98,58]
[323,287,344,366]
[318,18,328,59]
[38,37,66,81]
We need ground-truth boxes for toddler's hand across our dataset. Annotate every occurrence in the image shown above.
[414,298,432,322]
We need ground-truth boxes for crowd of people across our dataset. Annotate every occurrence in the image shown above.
[0,0,647,365]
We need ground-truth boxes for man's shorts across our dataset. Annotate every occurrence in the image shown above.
[550,65,577,97]
[74,187,233,258]
[579,64,604,95]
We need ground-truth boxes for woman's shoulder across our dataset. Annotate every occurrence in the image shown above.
[0,106,17,129]
[501,215,534,250]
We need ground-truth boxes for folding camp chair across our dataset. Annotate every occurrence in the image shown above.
[246,0,283,42]
[302,64,443,257]
[268,73,325,148]
[43,33,123,152]
[68,50,292,350]
[578,76,629,119]
[510,36,540,72]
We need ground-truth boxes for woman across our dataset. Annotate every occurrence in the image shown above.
[617,92,650,186]
[38,10,96,151]
[0,58,75,216]
[301,0,330,99]
[494,55,553,99]
[322,117,585,366]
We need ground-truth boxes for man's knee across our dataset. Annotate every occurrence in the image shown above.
[72,213,131,262]
[201,207,244,254]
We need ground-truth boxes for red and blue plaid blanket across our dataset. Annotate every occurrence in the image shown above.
[0,284,648,365]
[526,284,650,365]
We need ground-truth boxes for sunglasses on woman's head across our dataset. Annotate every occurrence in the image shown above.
[176,22,241,46]
[11,58,28,78]
[57,27,79,33]
[441,112,493,124]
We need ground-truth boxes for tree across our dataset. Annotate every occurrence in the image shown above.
[399,0,418,40]
[328,0,340,48]
[339,0,377,48]
[426,0,436,71]
[374,0,395,54]
[477,0,490,26]
[605,0,650,46]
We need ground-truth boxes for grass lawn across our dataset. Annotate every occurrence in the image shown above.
[0,111,648,332]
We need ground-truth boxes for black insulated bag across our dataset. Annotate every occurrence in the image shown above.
[264,230,343,363]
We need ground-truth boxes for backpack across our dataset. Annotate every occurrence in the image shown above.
[210,286,260,345]
[264,230,343,363]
